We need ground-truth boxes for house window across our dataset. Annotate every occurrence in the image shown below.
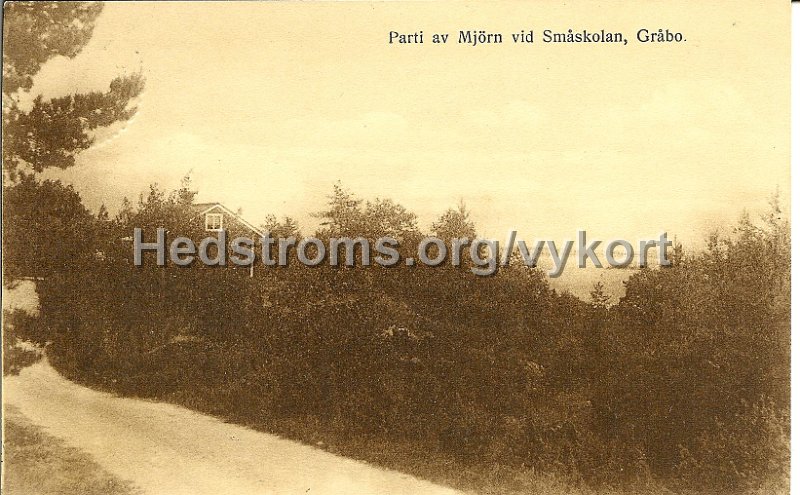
[205,213,223,231]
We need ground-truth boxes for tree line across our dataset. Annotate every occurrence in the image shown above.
[4,179,789,493]
[2,3,789,493]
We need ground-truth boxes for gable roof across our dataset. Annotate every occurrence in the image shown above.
[193,202,263,236]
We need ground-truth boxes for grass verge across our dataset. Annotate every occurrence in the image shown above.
[2,405,141,495]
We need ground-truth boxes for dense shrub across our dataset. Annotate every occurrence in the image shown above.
[2,309,44,375]
[35,185,789,493]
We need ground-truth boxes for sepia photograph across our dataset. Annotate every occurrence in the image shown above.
[1,2,792,494]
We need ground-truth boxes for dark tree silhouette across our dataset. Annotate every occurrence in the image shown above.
[2,1,144,176]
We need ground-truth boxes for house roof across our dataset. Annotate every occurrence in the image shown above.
[193,202,263,236]
[191,202,221,212]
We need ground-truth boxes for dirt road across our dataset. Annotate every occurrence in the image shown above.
[3,360,464,495]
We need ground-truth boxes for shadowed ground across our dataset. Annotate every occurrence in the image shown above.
[3,405,141,495]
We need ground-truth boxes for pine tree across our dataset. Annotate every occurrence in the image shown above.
[2,2,145,177]
[589,281,611,310]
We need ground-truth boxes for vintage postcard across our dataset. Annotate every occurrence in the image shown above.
[1,2,791,494]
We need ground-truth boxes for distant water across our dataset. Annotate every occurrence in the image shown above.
[548,265,632,303]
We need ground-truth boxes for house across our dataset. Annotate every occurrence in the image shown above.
[190,202,263,238]
[190,202,264,276]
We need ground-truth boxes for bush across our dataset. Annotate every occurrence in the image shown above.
[3,309,44,375]
[36,186,789,493]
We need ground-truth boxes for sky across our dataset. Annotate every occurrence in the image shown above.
[27,1,790,296]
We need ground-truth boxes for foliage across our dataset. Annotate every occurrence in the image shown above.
[29,182,791,494]
[4,5,787,493]
[261,214,302,239]
[2,2,103,94]
[314,182,420,241]
[2,174,96,279]
[3,309,44,376]
[2,1,146,282]
[431,199,476,240]
[589,281,611,310]
[2,1,145,176]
